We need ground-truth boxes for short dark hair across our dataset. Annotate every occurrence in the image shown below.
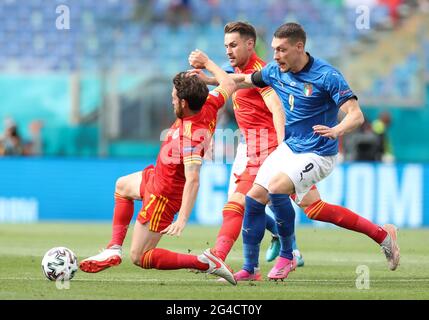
[173,72,209,112]
[274,22,306,45]
[224,21,257,43]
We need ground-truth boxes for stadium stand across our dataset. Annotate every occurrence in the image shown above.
[0,0,428,161]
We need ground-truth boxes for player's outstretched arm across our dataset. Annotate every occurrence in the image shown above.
[313,98,364,139]
[188,69,255,90]
[160,162,202,237]
[262,90,286,145]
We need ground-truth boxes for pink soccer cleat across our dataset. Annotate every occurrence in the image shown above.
[219,268,262,282]
[233,268,263,281]
[267,256,297,281]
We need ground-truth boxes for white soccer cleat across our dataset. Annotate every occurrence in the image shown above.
[198,248,237,285]
[79,245,122,273]
[380,224,400,271]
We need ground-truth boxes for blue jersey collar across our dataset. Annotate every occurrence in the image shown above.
[294,52,314,74]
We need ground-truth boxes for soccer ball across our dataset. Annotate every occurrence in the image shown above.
[41,247,78,281]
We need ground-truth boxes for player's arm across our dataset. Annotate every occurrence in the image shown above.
[189,71,257,90]
[262,89,286,144]
[313,98,364,139]
[161,162,201,237]
[314,69,364,139]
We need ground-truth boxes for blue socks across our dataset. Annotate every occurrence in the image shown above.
[242,196,266,273]
[269,193,295,260]
[267,205,298,251]
[292,234,298,251]
[265,213,278,235]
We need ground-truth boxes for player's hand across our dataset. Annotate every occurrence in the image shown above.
[189,49,209,69]
[313,125,340,139]
[160,220,186,237]
[187,69,212,84]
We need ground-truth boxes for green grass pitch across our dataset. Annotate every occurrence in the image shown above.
[1,223,429,300]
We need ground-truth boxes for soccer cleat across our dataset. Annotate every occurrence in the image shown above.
[198,249,237,285]
[218,268,262,282]
[293,249,305,267]
[79,245,122,273]
[267,256,297,281]
[380,224,400,271]
[265,235,280,262]
[233,268,262,281]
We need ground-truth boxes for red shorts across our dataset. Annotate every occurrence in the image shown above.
[233,146,277,195]
[233,168,257,195]
[136,165,181,233]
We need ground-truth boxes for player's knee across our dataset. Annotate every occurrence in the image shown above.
[267,180,283,194]
[267,174,294,194]
[299,188,321,211]
[299,198,315,211]
[115,176,128,195]
[303,199,323,219]
[130,249,143,266]
[246,186,269,204]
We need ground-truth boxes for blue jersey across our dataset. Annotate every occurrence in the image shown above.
[221,61,235,74]
[258,54,356,156]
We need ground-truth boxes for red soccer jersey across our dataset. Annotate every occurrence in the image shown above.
[150,87,228,200]
[231,53,278,162]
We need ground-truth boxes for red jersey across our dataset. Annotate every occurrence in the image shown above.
[150,87,228,200]
[231,53,278,162]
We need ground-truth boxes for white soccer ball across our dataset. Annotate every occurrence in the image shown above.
[41,247,78,281]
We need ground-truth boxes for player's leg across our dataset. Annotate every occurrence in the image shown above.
[264,205,281,262]
[265,208,304,267]
[232,183,270,281]
[298,187,400,270]
[79,170,147,273]
[235,145,291,281]
[108,171,146,248]
[214,191,245,261]
[219,142,283,264]
[265,144,340,280]
[266,171,298,280]
[213,142,248,261]
[265,205,304,265]
[133,201,237,285]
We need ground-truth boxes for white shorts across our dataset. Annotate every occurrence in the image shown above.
[254,142,337,203]
[228,142,248,196]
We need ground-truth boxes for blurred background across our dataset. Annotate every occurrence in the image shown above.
[0,0,428,228]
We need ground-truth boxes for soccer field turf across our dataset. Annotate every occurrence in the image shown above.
[1,223,429,300]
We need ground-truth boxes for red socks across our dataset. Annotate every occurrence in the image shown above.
[305,200,387,244]
[214,201,245,261]
[107,192,135,248]
[141,248,209,270]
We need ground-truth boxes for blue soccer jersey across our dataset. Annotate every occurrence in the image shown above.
[254,54,356,156]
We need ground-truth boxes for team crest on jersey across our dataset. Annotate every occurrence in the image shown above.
[303,83,313,97]
[288,94,295,111]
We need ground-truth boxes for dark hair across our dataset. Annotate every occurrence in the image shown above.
[173,72,209,112]
[274,22,306,45]
[224,21,257,43]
